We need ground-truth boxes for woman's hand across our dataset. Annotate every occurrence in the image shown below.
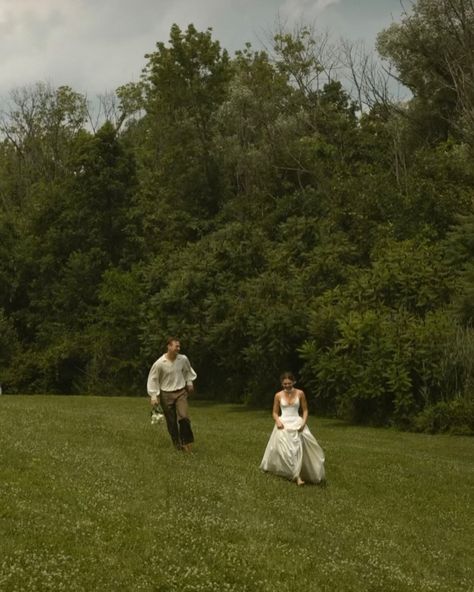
[276,419,284,429]
[298,423,306,432]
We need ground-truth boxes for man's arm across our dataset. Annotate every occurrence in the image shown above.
[182,356,197,393]
[147,362,161,405]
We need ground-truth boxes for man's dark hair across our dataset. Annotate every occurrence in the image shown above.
[166,336,180,346]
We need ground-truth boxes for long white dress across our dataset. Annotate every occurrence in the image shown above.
[260,395,325,484]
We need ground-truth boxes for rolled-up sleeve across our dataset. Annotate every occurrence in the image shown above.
[147,362,161,398]
[182,356,197,385]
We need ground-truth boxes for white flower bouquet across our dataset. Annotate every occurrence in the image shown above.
[151,404,165,425]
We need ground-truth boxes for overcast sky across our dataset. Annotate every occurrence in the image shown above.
[0,0,405,97]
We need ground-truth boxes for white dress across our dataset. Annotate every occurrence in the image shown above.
[260,395,325,483]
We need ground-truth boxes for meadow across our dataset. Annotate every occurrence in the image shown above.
[0,396,472,592]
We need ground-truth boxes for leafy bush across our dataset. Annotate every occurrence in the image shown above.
[412,398,474,435]
[299,239,470,428]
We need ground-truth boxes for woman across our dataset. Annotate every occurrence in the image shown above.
[260,372,325,485]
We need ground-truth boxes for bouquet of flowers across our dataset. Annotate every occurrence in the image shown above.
[151,403,165,425]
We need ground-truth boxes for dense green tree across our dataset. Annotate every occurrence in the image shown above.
[446,201,474,325]
[137,23,232,249]
[299,239,459,426]
[377,0,474,144]
[0,118,138,392]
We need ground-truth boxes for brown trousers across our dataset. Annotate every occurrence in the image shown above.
[160,388,194,448]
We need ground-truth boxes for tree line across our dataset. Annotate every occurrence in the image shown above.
[1,0,473,433]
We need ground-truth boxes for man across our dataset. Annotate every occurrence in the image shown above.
[147,337,197,452]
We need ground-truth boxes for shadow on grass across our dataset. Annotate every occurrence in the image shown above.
[227,404,269,414]
[319,420,359,429]
[189,398,239,408]
[262,471,328,489]
[192,399,268,414]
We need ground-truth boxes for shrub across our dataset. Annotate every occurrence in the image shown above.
[412,398,474,435]
[299,239,472,429]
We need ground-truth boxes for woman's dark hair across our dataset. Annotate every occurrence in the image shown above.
[280,371,296,382]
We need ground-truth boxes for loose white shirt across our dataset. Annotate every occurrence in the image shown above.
[147,354,197,398]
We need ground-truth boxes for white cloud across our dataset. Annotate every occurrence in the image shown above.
[280,0,340,22]
[0,0,399,97]
[0,1,158,94]
[0,0,271,95]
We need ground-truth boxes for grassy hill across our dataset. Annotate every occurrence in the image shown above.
[0,396,472,591]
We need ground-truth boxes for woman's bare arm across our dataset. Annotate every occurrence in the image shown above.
[299,390,309,430]
[272,392,284,429]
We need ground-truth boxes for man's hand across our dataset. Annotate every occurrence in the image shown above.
[150,396,159,406]
[186,383,194,395]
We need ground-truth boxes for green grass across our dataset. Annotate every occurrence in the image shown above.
[0,396,472,592]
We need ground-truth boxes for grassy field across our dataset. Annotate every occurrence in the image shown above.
[0,396,472,592]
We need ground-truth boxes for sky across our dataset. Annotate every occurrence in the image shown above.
[0,0,405,97]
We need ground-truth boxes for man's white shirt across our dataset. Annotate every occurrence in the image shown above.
[147,354,197,398]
